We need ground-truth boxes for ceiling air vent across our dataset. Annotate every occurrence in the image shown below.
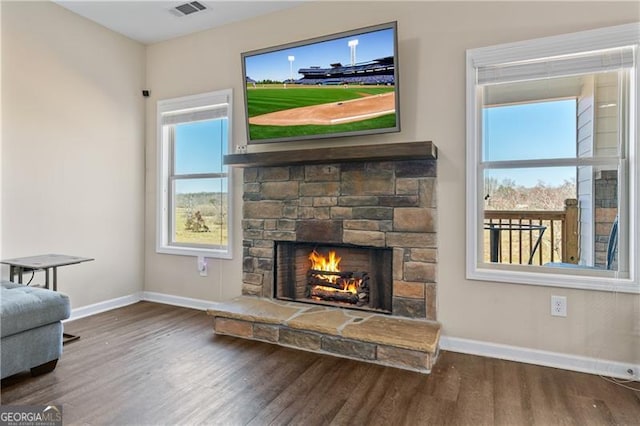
[170,1,207,17]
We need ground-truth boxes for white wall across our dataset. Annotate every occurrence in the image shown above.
[1,1,146,307]
[145,1,639,365]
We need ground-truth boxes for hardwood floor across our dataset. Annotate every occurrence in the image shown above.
[2,302,638,425]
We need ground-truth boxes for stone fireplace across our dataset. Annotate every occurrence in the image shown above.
[208,142,442,373]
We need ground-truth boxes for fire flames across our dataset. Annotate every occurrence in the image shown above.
[308,250,341,283]
[308,250,359,294]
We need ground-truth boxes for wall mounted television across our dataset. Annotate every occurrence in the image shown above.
[241,21,400,145]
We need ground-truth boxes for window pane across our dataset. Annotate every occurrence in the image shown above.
[174,118,228,175]
[173,178,229,247]
[483,98,577,162]
[483,167,576,265]
[483,166,619,270]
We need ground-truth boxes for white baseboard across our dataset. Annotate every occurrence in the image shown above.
[141,291,219,311]
[63,291,217,322]
[440,335,640,381]
[65,291,217,322]
[66,293,142,322]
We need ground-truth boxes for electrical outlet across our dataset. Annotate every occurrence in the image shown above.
[197,256,207,277]
[551,295,567,317]
[235,145,247,153]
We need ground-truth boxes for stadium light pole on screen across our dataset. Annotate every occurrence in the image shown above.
[288,55,295,84]
[348,39,358,66]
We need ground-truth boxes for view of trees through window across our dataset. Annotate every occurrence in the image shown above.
[484,174,576,212]
[174,189,229,247]
[483,171,577,266]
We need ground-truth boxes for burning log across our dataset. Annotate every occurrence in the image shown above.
[306,270,370,305]
[357,291,369,306]
[308,269,354,278]
[310,287,359,304]
[307,270,351,290]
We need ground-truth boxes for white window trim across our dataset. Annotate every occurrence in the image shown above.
[156,89,233,259]
[466,23,639,293]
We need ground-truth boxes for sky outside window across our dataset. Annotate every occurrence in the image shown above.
[483,99,577,187]
[173,118,228,194]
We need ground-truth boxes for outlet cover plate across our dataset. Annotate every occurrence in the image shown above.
[551,295,567,317]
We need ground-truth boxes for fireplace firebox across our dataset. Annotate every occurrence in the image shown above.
[275,241,393,313]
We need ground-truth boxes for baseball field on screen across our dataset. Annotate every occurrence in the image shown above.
[245,85,397,141]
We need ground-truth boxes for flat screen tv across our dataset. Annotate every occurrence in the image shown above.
[241,21,400,145]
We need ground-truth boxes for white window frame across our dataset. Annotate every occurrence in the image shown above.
[466,23,639,293]
[156,89,233,259]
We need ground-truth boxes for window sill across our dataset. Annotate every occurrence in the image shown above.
[156,245,232,260]
[467,264,639,294]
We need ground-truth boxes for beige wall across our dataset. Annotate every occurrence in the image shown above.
[145,1,639,364]
[1,1,146,307]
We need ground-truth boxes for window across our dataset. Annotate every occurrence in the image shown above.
[466,24,639,292]
[156,89,233,259]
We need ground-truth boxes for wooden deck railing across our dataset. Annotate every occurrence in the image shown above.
[484,199,578,265]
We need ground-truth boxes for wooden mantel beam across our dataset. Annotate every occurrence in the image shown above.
[223,141,437,168]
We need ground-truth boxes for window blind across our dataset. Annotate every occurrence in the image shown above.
[477,46,636,85]
[161,105,228,126]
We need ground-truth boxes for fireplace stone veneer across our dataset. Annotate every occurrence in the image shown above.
[241,153,437,320]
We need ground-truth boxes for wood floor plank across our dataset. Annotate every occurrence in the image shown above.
[492,360,535,426]
[2,302,638,425]
[447,354,495,426]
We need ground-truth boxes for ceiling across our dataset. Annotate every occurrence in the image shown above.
[53,1,306,44]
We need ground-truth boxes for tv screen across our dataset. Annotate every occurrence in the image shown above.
[241,21,400,145]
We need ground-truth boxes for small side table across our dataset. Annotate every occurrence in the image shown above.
[1,254,94,344]
[1,254,93,291]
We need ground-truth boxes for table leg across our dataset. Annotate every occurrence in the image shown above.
[63,333,80,344]
[52,267,79,343]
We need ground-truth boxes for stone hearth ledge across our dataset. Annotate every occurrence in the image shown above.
[207,296,442,373]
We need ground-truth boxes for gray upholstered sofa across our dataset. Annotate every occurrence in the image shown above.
[1,280,71,379]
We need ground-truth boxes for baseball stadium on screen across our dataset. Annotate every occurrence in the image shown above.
[241,22,400,144]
